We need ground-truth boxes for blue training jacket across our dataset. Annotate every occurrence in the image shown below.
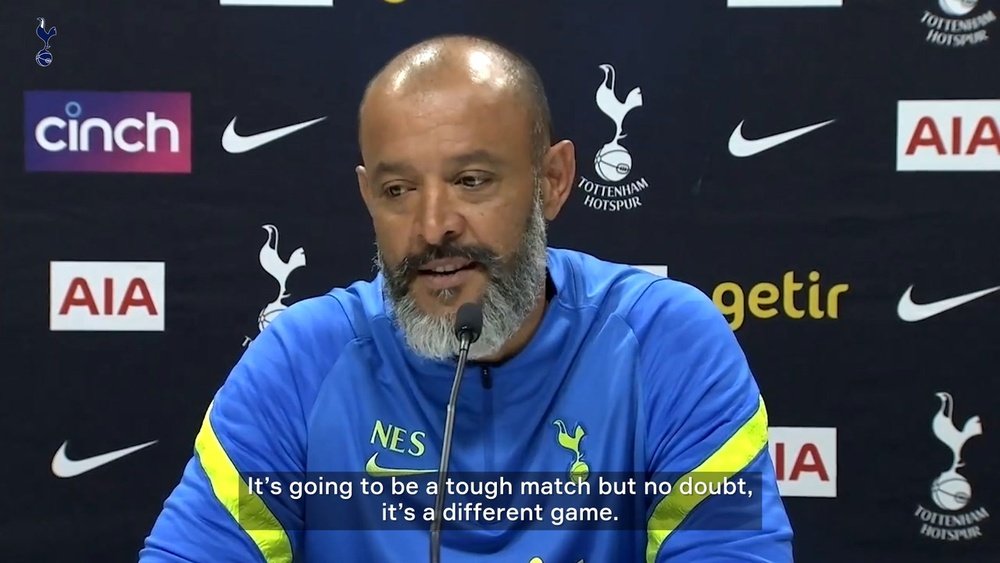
[140,247,793,563]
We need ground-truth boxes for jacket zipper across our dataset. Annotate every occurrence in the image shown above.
[481,366,494,471]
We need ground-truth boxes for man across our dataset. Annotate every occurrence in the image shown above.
[140,35,793,562]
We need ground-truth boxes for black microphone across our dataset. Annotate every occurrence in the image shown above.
[430,302,483,563]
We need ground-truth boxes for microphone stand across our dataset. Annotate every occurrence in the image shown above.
[430,303,481,563]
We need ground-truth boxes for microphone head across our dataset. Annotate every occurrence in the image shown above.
[454,302,483,343]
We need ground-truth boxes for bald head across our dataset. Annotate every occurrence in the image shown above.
[359,35,552,167]
[355,36,578,362]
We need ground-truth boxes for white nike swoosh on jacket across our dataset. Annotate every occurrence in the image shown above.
[728,119,835,157]
[51,440,158,478]
[897,284,1000,322]
[221,116,327,154]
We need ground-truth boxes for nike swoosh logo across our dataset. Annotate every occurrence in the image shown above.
[51,439,158,478]
[897,284,1000,322]
[222,116,327,154]
[728,119,835,157]
[365,452,437,478]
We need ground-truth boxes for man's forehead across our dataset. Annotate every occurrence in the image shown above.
[366,77,517,123]
[372,148,509,177]
[360,86,531,153]
[362,47,526,126]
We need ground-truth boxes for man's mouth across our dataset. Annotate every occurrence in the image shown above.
[417,258,478,276]
[415,258,480,291]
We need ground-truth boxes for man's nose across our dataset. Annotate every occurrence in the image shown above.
[415,184,465,246]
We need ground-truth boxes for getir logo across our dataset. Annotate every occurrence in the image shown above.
[897,100,1000,171]
[25,91,191,173]
[50,261,165,331]
[712,271,849,331]
[768,427,837,498]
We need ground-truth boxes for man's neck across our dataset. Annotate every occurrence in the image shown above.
[478,273,555,363]
[481,294,546,363]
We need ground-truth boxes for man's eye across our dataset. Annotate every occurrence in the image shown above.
[457,175,489,188]
[384,185,406,197]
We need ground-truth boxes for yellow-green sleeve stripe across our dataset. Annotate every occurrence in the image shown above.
[645,395,769,563]
[195,401,294,563]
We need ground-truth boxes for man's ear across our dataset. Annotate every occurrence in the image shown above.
[356,165,373,218]
[539,140,576,221]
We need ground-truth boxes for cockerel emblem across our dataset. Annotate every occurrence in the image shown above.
[242,224,307,346]
[553,420,589,483]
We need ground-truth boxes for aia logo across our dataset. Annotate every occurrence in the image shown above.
[50,261,165,331]
[897,100,1000,171]
[768,427,837,498]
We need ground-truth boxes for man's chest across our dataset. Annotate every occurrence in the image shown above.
[297,346,649,562]
[304,347,646,476]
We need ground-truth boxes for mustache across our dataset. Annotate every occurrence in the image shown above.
[390,243,504,281]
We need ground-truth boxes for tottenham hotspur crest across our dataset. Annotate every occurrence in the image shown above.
[920,0,995,48]
[913,392,989,541]
[242,224,306,347]
[35,17,57,67]
[577,64,649,212]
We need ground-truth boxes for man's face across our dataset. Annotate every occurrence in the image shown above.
[358,78,540,319]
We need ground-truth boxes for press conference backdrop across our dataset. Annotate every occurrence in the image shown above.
[2,0,998,561]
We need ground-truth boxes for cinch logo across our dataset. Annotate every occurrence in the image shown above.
[897,100,1000,171]
[768,427,837,498]
[24,91,191,173]
[50,261,165,331]
[711,271,849,331]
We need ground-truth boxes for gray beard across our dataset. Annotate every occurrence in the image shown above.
[376,190,548,361]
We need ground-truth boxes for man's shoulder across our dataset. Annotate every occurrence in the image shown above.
[251,277,386,357]
[550,247,716,327]
[625,275,720,326]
